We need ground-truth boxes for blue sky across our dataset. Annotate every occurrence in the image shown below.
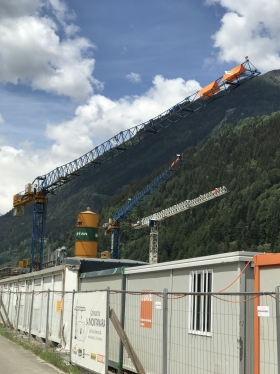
[0,0,279,214]
[66,1,224,96]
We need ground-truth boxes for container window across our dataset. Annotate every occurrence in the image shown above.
[34,279,41,286]
[189,269,213,335]
[43,277,52,284]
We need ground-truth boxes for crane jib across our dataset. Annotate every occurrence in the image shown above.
[13,59,260,201]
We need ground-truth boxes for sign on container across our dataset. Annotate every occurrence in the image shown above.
[71,291,108,374]
[140,290,153,328]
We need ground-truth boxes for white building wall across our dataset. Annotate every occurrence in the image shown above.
[122,254,254,374]
[0,265,79,351]
[0,251,257,374]
[74,252,256,374]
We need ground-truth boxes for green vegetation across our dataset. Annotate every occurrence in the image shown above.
[1,69,280,265]
[0,326,81,373]
[98,110,280,261]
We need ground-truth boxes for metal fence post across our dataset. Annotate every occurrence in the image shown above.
[28,290,35,341]
[105,288,110,373]
[16,292,22,336]
[45,289,50,350]
[118,273,126,373]
[163,288,168,374]
[0,290,2,316]
[7,290,11,329]
[69,290,75,364]
[275,286,280,374]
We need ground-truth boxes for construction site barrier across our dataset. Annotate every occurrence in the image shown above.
[0,288,279,374]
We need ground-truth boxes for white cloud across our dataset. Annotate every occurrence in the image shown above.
[46,76,201,162]
[0,0,40,19]
[0,145,57,212]
[0,114,4,124]
[47,0,79,36]
[207,0,280,72]
[0,0,100,99]
[126,72,141,83]
[0,76,201,214]
[0,0,205,216]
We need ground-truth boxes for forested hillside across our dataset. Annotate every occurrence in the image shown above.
[99,111,280,262]
[0,69,280,266]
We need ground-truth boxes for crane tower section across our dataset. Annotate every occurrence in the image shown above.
[102,154,185,260]
[132,186,228,263]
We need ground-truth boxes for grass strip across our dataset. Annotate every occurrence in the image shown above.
[0,326,82,374]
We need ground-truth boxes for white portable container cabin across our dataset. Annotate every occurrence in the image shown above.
[0,265,78,349]
[80,251,258,374]
[0,258,146,352]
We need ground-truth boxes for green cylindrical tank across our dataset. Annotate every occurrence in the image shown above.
[75,207,99,258]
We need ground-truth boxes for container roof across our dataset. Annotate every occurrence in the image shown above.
[124,251,259,274]
[64,257,148,273]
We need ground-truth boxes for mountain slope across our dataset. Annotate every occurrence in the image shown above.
[1,69,280,265]
[99,110,280,262]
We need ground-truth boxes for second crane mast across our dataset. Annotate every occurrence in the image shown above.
[132,186,228,263]
[102,154,185,259]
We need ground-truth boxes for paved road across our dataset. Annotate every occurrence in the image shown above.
[0,334,66,374]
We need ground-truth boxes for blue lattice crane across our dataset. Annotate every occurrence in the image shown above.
[102,154,185,259]
[12,58,260,272]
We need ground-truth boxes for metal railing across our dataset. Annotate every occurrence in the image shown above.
[0,288,279,374]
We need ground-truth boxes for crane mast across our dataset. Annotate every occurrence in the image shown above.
[12,58,259,272]
[102,154,185,259]
[132,186,228,263]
